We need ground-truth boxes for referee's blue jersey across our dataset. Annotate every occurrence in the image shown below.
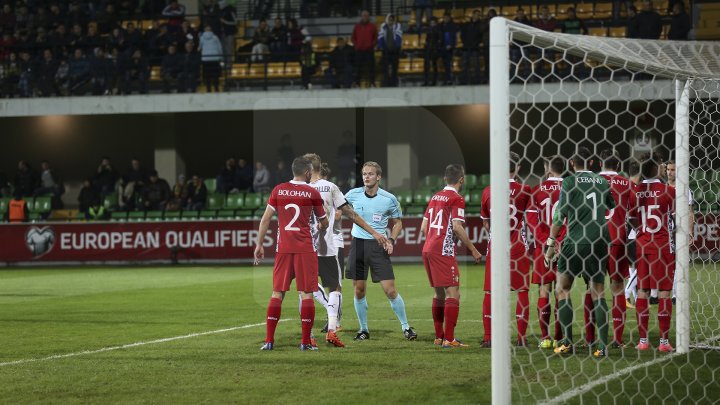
[344,187,402,239]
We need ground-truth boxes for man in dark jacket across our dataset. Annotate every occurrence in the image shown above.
[626,5,639,38]
[178,41,200,92]
[120,49,149,94]
[122,158,149,209]
[326,37,354,88]
[94,156,119,197]
[185,175,207,210]
[633,0,662,39]
[423,16,442,86]
[36,49,59,96]
[161,44,182,93]
[439,13,458,85]
[14,160,39,197]
[217,157,237,194]
[68,48,91,95]
[89,47,114,95]
[461,9,482,85]
[142,170,171,210]
[668,2,691,40]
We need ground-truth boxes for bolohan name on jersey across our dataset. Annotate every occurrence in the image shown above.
[278,189,312,198]
[432,195,450,202]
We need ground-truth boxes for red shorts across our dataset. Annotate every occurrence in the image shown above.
[636,244,675,290]
[607,244,629,282]
[422,252,460,288]
[484,243,530,291]
[532,245,556,285]
[273,252,319,292]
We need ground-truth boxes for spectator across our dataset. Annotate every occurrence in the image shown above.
[413,0,433,33]
[178,41,201,92]
[668,2,691,40]
[534,6,558,78]
[202,0,222,35]
[269,17,286,57]
[286,18,307,57]
[199,25,222,92]
[34,160,64,207]
[185,175,207,210]
[512,8,532,80]
[68,48,91,95]
[78,178,98,214]
[18,51,33,97]
[122,158,149,209]
[66,3,89,29]
[120,49,149,94]
[217,157,238,194]
[481,8,497,82]
[161,44,182,93]
[49,24,70,55]
[235,158,253,191]
[125,23,143,51]
[634,0,662,39]
[94,156,119,197]
[89,47,113,96]
[177,20,199,50]
[166,174,187,211]
[36,49,59,96]
[626,6,639,38]
[561,7,588,35]
[535,6,558,32]
[0,172,10,197]
[86,199,110,220]
[300,41,317,89]
[439,13,458,85]
[8,192,29,223]
[220,2,238,67]
[0,32,16,61]
[14,160,39,197]
[351,10,377,87]
[142,170,171,211]
[423,16,442,86]
[378,13,402,87]
[251,19,271,62]
[80,25,103,54]
[0,4,16,33]
[162,0,186,33]
[150,24,174,58]
[461,9,482,85]
[97,3,119,35]
[108,27,127,52]
[273,160,292,186]
[47,4,66,30]
[253,161,271,193]
[1,52,21,97]
[326,37,354,88]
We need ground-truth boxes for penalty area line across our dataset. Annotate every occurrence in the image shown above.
[539,334,720,405]
[0,319,292,367]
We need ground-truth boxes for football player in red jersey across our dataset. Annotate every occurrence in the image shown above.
[254,156,329,351]
[480,152,532,347]
[420,164,482,348]
[597,150,637,348]
[526,156,565,349]
[630,152,676,353]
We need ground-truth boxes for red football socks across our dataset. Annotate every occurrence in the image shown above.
[636,297,649,339]
[538,296,551,340]
[444,298,460,342]
[658,298,672,340]
[613,294,627,343]
[584,293,595,344]
[265,297,283,344]
[300,298,315,345]
[483,293,491,341]
[432,298,445,340]
[516,291,529,341]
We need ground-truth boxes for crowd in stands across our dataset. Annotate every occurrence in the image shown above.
[0,0,697,96]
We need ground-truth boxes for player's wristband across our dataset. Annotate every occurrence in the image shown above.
[545,237,556,247]
[389,237,396,245]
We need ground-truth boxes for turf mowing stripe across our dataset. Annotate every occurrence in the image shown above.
[539,334,720,405]
[0,319,292,367]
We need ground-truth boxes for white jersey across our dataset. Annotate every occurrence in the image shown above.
[309,179,348,257]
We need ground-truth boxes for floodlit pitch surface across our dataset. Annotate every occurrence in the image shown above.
[0,264,717,404]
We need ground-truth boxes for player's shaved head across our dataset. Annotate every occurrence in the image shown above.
[509,152,520,173]
[444,164,465,185]
[600,149,620,171]
[546,156,564,175]
[292,156,313,176]
[303,153,322,172]
[362,161,382,176]
[571,147,592,169]
[639,151,664,179]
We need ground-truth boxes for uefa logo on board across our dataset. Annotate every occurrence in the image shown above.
[25,226,56,258]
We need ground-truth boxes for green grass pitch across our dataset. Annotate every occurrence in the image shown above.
[0,263,718,404]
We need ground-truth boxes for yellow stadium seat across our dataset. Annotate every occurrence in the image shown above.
[608,26,626,38]
[312,37,331,52]
[556,3,573,20]
[499,6,517,20]
[575,3,594,19]
[588,27,608,37]
[594,3,614,19]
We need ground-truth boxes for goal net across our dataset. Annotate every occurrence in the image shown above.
[489,18,720,404]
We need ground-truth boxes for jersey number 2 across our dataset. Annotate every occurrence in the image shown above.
[284,204,301,231]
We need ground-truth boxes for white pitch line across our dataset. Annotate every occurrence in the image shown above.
[0,319,291,367]
[539,335,720,405]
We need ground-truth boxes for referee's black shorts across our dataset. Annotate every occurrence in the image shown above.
[346,238,394,283]
[318,255,343,291]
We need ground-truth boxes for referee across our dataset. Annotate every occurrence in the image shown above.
[345,161,417,341]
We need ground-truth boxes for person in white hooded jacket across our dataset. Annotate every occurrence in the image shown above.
[377,13,402,87]
[198,25,223,92]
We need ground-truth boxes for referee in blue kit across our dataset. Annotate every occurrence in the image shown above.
[345,161,417,341]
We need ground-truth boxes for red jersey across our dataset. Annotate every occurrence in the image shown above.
[527,177,565,245]
[480,180,531,255]
[267,180,327,254]
[631,179,674,251]
[422,186,466,256]
[599,171,637,245]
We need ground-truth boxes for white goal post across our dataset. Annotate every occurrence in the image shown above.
[490,17,720,405]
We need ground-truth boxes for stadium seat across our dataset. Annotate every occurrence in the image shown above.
[465,205,482,216]
[30,197,52,216]
[588,27,608,37]
[225,193,245,210]
[217,209,236,219]
[74,211,86,221]
[594,2,613,19]
[405,205,426,217]
[128,211,146,222]
[181,210,199,220]
[575,3,593,19]
[421,175,442,188]
[253,208,266,218]
[469,189,483,206]
[164,210,181,220]
[206,193,225,210]
[0,197,9,220]
[199,210,217,219]
[479,174,491,189]
[235,209,254,219]
[608,26,626,38]
[555,3,573,19]
[413,188,434,205]
[111,211,128,221]
[243,193,263,209]
[145,211,163,221]
[464,174,478,189]
[204,179,217,194]
[103,193,119,211]
[395,190,413,206]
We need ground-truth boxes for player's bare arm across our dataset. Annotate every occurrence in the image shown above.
[254,206,275,265]
[452,219,481,263]
[420,217,429,237]
[317,215,329,231]
[387,217,403,254]
[340,204,389,246]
